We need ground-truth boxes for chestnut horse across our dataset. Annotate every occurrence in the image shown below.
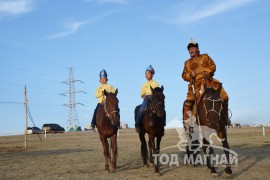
[96,89,120,173]
[185,83,233,176]
[135,86,165,175]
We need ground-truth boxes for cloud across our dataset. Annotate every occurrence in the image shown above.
[0,0,35,17]
[47,20,88,40]
[47,10,122,40]
[152,0,257,25]
[84,0,130,4]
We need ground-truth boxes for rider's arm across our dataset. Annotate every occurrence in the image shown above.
[206,56,216,77]
[140,83,146,99]
[201,54,216,78]
[95,86,103,98]
[182,61,192,82]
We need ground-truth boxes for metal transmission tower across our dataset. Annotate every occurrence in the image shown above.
[61,68,86,131]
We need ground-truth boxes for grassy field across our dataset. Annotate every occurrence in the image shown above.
[0,127,270,180]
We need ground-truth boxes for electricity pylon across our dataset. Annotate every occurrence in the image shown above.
[60,67,86,131]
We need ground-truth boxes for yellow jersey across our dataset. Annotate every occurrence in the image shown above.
[140,80,159,98]
[95,84,115,103]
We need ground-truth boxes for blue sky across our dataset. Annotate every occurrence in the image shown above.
[0,0,270,134]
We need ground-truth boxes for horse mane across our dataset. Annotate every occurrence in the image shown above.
[197,83,222,105]
[204,83,223,94]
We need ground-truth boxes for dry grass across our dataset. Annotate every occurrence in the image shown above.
[0,127,270,180]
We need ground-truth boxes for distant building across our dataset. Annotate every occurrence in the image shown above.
[120,123,128,129]
[228,123,241,128]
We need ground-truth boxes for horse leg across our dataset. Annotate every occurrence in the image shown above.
[188,139,200,167]
[148,135,154,164]
[218,130,232,175]
[139,132,148,166]
[99,134,111,172]
[185,138,191,164]
[192,140,199,166]
[154,135,162,174]
[110,133,117,172]
[202,138,217,174]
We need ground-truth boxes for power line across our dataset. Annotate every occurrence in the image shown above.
[0,102,24,104]
[0,62,65,83]
[0,102,59,106]
[0,63,46,76]
[0,71,61,83]
[0,81,61,91]
[0,89,59,96]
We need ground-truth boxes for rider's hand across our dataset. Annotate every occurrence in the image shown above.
[142,95,146,99]
[191,70,197,78]
[203,71,214,78]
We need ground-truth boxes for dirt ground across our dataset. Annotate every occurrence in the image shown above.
[0,127,270,180]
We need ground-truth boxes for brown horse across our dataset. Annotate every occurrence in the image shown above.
[185,83,233,176]
[96,89,120,173]
[135,86,165,175]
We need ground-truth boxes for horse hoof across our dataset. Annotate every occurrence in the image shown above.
[111,168,116,173]
[224,168,232,175]
[155,172,161,176]
[210,167,217,174]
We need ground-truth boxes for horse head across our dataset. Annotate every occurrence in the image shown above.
[202,83,223,124]
[103,89,120,126]
[150,85,165,118]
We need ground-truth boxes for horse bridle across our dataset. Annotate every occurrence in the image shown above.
[149,98,164,114]
[203,95,223,121]
[103,98,119,119]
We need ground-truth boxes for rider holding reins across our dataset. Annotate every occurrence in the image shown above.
[182,39,231,127]
[90,69,116,131]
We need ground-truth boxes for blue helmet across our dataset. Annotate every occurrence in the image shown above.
[99,69,108,79]
[146,65,155,74]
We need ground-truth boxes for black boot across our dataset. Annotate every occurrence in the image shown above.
[135,124,141,133]
[90,124,96,132]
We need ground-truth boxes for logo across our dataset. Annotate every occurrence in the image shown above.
[155,117,238,167]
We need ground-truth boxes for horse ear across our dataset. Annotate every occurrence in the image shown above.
[150,85,154,92]
[161,85,164,92]
[217,83,222,93]
[115,88,118,96]
[103,89,108,96]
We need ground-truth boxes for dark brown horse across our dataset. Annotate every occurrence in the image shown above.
[135,86,165,175]
[186,83,233,176]
[96,89,120,173]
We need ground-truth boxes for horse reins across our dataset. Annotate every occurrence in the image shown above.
[103,96,118,119]
[203,96,223,122]
[150,101,163,114]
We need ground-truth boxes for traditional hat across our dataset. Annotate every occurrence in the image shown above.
[99,69,108,79]
[146,65,155,74]
[187,38,199,50]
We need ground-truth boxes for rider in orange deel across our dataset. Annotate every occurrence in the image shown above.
[90,69,116,131]
[182,38,231,127]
